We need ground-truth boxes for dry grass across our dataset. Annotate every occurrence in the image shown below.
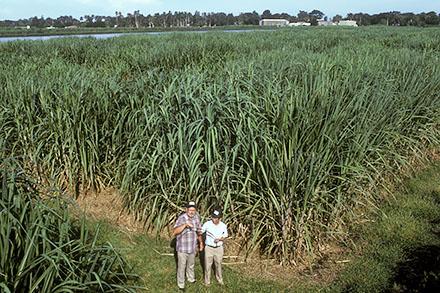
[75,188,145,233]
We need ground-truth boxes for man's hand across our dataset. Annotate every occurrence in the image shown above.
[199,242,204,251]
[214,237,225,243]
[173,221,193,236]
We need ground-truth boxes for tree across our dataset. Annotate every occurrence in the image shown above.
[279,13,292,21]
[192,11,204,26]
[238,11,260,25]
[309,9,324,20]
[2,9,439,29]
[113,12,121,27]
[226,13,236,25]
[333,14,342,22]
[400,13,417,26]
[425,11,440,25]
[388,11,402,26]
[297,10,310,22]
[134,10,140,28]
[308,9,324,25]
[29,16,45,27]
[262,9,272,19]
[352,13,371,26]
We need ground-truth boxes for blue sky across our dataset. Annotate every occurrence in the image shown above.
[0,0,439,20]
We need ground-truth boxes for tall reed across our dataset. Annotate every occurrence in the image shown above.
[1,27,439,261]
[0,160,136,292]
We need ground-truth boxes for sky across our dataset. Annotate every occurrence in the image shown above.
[0,0,439,20]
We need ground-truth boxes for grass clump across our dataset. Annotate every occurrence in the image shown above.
[0,160,138,292]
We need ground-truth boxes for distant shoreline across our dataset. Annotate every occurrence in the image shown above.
[0,25,275,38]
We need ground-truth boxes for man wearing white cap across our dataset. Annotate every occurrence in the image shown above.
[202,209,228,286]
[173,201,204,290]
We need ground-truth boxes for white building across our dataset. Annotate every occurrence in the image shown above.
[338,20,358,27]
[289,22,311,27]
[317,19,336,26]
[259,19,290,27]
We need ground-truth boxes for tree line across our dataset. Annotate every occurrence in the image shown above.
[1,9,439,28]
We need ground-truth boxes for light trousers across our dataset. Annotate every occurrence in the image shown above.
[177,251,196,289]
[204,245,224,285]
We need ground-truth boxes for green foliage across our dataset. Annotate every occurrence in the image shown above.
[0,160,137,292]
[1,27,440,261]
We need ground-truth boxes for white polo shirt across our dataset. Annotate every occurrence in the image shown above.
[202,220,228,247]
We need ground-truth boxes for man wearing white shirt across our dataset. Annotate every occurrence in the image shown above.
[202,209,228,286]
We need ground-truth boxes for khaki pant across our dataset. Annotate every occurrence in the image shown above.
[177,252,196,289]
[204,245,224,285]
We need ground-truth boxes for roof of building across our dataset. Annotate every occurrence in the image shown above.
[260,19,289,22]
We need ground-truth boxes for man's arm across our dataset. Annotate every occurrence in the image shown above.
[197,219,204,251]
[173,215,193,236]
[173,222,189,236]
[197,233,204,251]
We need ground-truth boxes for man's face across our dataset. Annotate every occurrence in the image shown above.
[212,217,220,224]
[186,207,196,218]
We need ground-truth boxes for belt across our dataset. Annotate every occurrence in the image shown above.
[206,244,222,248]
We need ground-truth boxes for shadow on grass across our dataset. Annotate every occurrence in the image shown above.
[387,244,440,292]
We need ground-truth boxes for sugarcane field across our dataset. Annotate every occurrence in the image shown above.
[1,8,440,292]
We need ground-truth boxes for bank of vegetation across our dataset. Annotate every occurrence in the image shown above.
[1,27,439,264]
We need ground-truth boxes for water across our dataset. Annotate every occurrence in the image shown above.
[0,29,272,43]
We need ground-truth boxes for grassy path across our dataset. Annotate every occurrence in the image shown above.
[330,162,440,292]
[95,224,311,292]
[92,162,440,292]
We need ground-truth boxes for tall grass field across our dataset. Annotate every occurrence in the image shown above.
[1,27,439,262]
